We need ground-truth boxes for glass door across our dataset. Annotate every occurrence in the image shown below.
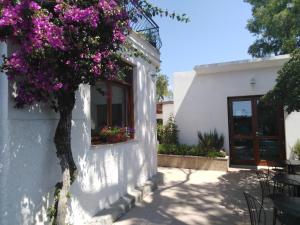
[256,99,285,166]
[228,98,256,165]
[228,96,285,166]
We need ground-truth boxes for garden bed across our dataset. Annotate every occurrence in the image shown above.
[157,154,229,171]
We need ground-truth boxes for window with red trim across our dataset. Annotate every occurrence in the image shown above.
[91,66,134,145]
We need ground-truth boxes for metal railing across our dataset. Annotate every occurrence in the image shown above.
[127,1,162,49]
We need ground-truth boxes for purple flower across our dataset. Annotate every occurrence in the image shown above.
[26,15,67,51]
[0,5,22,27]
[113,29,126,43]
[0,0,130,107]
[92,52,102,63]
[98,0,117,12]
[61,6,99,28]
[29,1,41,11]
[7,52,28,73]
[53,83,63,91]
[92,65,102,77]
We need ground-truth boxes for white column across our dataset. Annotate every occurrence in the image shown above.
[0,42,9,225]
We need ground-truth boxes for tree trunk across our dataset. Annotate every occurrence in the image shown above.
[54,91,77,225]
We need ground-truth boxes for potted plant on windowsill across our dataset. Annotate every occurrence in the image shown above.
[99,126,134,144]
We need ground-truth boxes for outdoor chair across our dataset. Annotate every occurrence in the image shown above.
[286,160,300,175]
[244,192,266,225]
[294,166,300,175]
[259,180,285,206]
[270,162,286,175]
[285,160,295,174]
[285,179,300,197]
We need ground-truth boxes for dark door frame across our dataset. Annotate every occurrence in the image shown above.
[227,95,286,166]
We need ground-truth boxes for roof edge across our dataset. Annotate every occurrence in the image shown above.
[194,55,290,75]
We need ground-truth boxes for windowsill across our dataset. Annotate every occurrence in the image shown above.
[90,139,139,149]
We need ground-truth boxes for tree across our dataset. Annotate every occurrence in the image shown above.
[263,49,300,112]
[0,1,188,224]
[245,0,300,58]
[156,73,172,102]
[246,0,300,113]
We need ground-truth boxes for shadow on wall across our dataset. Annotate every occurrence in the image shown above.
[1,63,157,225]
[68,64,157,223]
[174,72,236,152]
[1,120,60,225]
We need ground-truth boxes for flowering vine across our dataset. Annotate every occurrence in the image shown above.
[0,1,188,224]
[0,0,130,109]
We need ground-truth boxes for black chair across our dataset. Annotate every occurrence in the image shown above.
[294,166,300,175]
[259,180,285,206]
[285,179,300,197]
[269,161,286,175]
[244,192,266,225]
[286,160,300,175]
[286,160,295,174]
[259,180,272,205]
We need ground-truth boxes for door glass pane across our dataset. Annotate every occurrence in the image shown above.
[257,100,279,136]
[111,85,128,127]
[233,139,254,161]
[259,140,280,161]
[232,101,252,135]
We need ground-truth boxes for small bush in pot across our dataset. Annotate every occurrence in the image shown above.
[99,126,134,144]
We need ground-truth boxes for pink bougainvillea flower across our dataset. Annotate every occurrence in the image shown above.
[53,83,64,91]
[0,0,130,107]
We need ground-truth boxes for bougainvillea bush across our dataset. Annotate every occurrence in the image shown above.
[0,0,130,108]
[0,0,132,224]
[0,1,188,224]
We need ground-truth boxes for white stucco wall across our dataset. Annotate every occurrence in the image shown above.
[173,55,300,160]
[0,33,159,225]
[162,103,174,125]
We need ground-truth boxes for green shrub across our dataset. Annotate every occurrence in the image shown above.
[293,139,300,159]
[163,115,179,144]
[157,123,164,143]
[158,144,225,158]
[157,115,179,144]
[186,146,199,156]
[197,129,224,153]
[207,150,226,158]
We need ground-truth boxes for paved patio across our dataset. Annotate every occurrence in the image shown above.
[114,167,267,225]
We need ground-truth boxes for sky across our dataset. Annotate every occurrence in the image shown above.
[150,0,256,87]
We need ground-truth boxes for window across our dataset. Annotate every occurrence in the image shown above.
[91,65,134,145]
[156,103,163,114]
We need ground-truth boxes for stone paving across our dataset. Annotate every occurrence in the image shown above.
[113,167,267,225]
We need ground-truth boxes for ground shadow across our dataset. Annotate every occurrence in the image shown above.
[115,168,275,225]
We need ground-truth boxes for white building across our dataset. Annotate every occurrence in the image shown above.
[156,101,174,125]
[174,55,300,166]
[0,28,160,225]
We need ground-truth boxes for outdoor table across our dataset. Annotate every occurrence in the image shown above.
[284,160,300,174]
[272,173,300,197]
[272,197,300,225]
